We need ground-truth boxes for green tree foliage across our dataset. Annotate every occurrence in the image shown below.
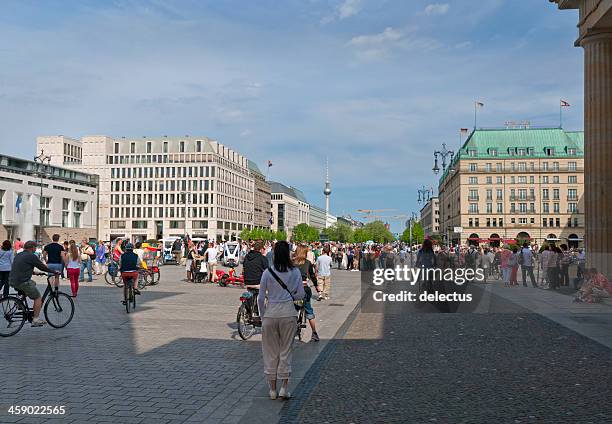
[322,223,354,242]
[275,230,287,241]
[351,221,394,243]
[292,223,320,242]
[400,221,424,244]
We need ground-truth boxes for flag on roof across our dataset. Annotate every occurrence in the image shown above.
[267,160,273,167]
[475,101,484,108]
[15,195,22,213]
[460,128,469,134]
[560,99,570,107]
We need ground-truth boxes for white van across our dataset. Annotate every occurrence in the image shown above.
[223,241,240,267]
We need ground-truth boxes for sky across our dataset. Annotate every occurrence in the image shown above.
[0,0,582,233]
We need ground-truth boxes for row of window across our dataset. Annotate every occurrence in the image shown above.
[468,188,579,201]
[111,165,216,180]
[469,175,579,185]
[468,161,579,172]
[467,147,578,157]
[110,207,211,219]
[467,217,581,228]
[468,202,579,214]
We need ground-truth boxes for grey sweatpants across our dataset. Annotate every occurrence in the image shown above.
[262,316,296,381]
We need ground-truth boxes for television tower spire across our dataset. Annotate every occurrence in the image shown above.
[323,157,332,216]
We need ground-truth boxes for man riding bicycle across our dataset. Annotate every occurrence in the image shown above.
[9,240,59,327]
[119,243,141,305]
[242,240,268,318]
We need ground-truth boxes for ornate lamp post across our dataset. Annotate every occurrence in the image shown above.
[432,143,455,175]
[34,149,51,243]
[417,185,433,204]
[432,143,455,247]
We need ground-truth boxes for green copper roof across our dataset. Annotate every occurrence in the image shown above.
[248,159,263,175]
[439,127,584,184]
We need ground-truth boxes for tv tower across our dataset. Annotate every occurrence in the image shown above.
[324,157,332,215]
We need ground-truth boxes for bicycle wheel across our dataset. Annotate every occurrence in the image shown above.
[296,310,304,341]
[150,270,160,286]
[138,274,147,290]
[0,296,27,337]
[131,285,136,311]
[125,284,131,314]
[44,292,75,329]
[237,304,255,340]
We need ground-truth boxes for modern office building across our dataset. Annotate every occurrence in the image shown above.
[437,128,584,247]
[0,153,98,243]
[309,205,327,230]
[269,181,310,238]
[419,197,440,237]
[248,160,272,230]
[37,135,254,242]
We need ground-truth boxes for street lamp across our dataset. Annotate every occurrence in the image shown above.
[34,149,51,243]
[180,191,191,240]
[417,185,433,204]
[432,143,455,175]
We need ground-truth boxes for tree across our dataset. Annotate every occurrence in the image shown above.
[275,230,287,241]
[365,221,394,243]
[292,223,320,242]
[323,223,354,242]
[400,221,424,245]
[239,228,251,241]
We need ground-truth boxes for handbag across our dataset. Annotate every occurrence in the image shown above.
[267,268,303,311]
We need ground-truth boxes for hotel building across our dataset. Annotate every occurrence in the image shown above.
[0,154,98,243]
[248,160,272,230]
[37,135,255,242]
[438,128,584,247]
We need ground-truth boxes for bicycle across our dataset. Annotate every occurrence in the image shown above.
[0,274,75,337]
[104,259,124,287]
[295,305,307,341]
[122,272,137,314]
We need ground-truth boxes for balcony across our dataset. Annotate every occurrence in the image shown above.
[567,208,580,214]
[468,196,479,201]
[509,195,536,201]
[567,196,579,201]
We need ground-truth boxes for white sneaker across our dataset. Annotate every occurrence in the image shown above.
[278,386,290,399]
[31,318,46,327]
[269,389,277,400]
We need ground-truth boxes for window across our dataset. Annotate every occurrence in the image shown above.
[568,203,578,213]
[469,177,478,184]
[518,148,526,156]
[543,218,547,227]
[519,218,527,224]
[130,143,135,154]
[196,140,202,152]
[485,163,492,172]
[545,147,554,156]
[553,189,560,200]
[568,161,577,171]
[497,203,503,213]
[486,203,492,213]
[469,163,477,171]
[496,163,502,172]
[486,176,492,184]
[543,203,549,213]
[179,141,185,152]
[518,162,526,171]
[489,149,498,157]
[552,162,559,171]
[554,203,560,213]
[568,148,577,155]
[114,143,119,154]
[147,142,152,153]
[469,203,478,213]
[468,149,477,157]
[553,176,559,184]
[542,176,549,183]
[486,189,492,200]
[163,142,168,153]
[568,175,577,184]
[568,189,578,200]
[496,189,503,200]
[518,176,527,184]
[556,218,560,227]
[542,162,549,171]
[496,176,502,184]
[469,189,478,200]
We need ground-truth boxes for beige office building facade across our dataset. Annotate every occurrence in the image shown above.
[37,135,255,242]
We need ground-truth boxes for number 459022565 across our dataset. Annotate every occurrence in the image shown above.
[8,405,66,415]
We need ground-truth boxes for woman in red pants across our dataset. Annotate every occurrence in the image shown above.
[64,240,81,297]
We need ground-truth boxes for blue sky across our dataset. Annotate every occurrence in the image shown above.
[0,0,582,232]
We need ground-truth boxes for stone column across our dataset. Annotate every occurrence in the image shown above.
[581,31,612,276]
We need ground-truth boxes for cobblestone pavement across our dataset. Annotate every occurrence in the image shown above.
[281,283,612,424]
[0,266,362,424]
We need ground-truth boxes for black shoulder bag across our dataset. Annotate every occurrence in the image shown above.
[267,268,303,311]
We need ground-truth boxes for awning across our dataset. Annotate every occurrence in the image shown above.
[567,237,583,241]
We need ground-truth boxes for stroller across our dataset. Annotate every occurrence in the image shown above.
[191,258,208,284]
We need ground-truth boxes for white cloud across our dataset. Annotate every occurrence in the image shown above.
[339,0,362,19]
[455,41,472,49]
[321,0,362,24]
[424,3,450,16]
[347,27,441,61]
[348,27,403,47]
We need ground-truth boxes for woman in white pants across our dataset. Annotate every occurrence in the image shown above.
[258,241,305,400]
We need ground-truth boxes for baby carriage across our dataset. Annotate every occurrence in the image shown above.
[191,258,208,284]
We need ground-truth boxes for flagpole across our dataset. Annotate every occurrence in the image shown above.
[559,100,563,129]
[474,102,477,129]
